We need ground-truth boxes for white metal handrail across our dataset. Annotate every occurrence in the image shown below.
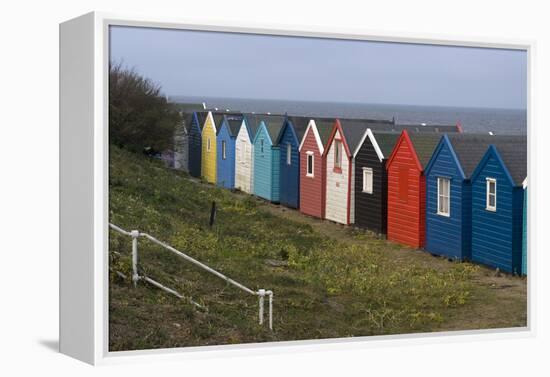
[109,223,273,330]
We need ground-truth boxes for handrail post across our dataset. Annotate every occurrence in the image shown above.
[268,291,273,331]
[130,230,140,287]
[258,289,265,325]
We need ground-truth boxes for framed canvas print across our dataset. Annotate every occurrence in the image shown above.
[59,11,532,365]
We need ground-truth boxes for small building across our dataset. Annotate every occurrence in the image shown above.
[201,111,223,184]
[324,119,386,225]
[216,114,244,189]
[235,114,260,194]
[423,134,515,260]
[298,117,334,219]
[386,131,441,248]
[188,111,207,178]
[470,138,527,274]
[352,130,400,234]
[252,115,285,202]
[522,178,528,276]
[277,116,310,209]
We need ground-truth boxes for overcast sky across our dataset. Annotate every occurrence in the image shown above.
[110,26,527,109]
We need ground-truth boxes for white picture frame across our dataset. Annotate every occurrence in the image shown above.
[59,11,534,365]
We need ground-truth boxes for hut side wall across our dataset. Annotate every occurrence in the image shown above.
[471,153,518,273]
[216,124,236,189]
[354,137,386,233]
[253,127,273,201]
[279,125,300,208]
[235,123,254,194]
[299,127,325,219]
[522,188,527,275]
[325,129,350,225]
[201,116,217,183]
[188,120,202,178]
[387,138,423,248]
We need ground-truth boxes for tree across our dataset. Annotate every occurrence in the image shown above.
[109,62,182,153]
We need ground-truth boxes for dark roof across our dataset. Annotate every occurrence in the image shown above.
[371,131,401,158]
[222,114,244,137]
[445,134,521,178]
[310,117,336,146]
[396,124,460,133]
[262,115,286,143]
[242,114,262,140]
[407,133,442,168]
[491,136,527,186]
[195,111,208,130]
[285,116,311,142]
[339,119,392,153]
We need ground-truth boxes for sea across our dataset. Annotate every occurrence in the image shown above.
[170,96,527,135]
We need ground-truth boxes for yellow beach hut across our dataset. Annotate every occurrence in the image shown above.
[201,111,223,183]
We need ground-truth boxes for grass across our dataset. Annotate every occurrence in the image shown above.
[109,145,527,351]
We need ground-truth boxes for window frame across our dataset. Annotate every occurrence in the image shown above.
[306,151,314,178]
[486,177,497,211]
[207,137,211,152]
[334,139,342,170]
[362,167,373,194]
[260,138,264,154]
[437,177,451,217]
[221,140,226,160]
[286,143,292,165]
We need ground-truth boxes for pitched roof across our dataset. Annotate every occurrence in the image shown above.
[311,118,336,146]
[492,136,527,186]
[338,119,392,154]
[221,114,244,137]
[407,133,442,168]
[242,114,262,140]
[285,116,311,142]
[446,134,522,178]
[262,115,286,144]
[371,131,401,158]
[195,111,208,130]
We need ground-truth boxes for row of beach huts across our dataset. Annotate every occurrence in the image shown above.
[169,109,527,275]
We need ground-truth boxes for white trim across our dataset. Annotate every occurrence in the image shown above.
[306,151,315,177]
[362,167,373,194]
[523,177,528,189]
[206,111,217,133]
[299,120,324,155]
[352,128,384,162]
[486,177,497,211]
[437,177,451,217]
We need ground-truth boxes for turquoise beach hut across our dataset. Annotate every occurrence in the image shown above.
[252,115,285,202]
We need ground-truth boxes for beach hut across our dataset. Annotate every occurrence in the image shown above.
[522,178,527,275]
[188,111,207,178]
[216,114,244,189]
[277,116,310,209]
[423,134,517,260]
[386,131,441,248]
[253,115,285,202]
[353,130,400,234]
[235,115,260,194]
[470,138,527,274]
[324,119,392,225]
[201,111,223,184]
[298,117,334,219]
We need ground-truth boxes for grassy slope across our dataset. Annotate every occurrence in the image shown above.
[109,145,526,351]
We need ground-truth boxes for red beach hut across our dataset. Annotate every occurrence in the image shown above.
[386,130,440,248]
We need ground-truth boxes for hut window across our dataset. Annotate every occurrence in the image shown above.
[222,140,226,160]
[362,167,373,194]
[437,177,450,216]
[260,139,264,154]
[207,138,211,152]
[286,143,292,165]
[486,178,497,211]
[241,140,246,162]
[399,168,408,201]
[334,140,342,169]
[306,152,314,177]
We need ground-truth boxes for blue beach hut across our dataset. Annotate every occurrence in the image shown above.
[276,116,310,209]
[470,138,527,274]
[188,111,207,178]
[252,115,285,203]
[424,134,517,261]
[216,114,244,189]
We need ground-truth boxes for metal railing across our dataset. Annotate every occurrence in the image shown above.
[109,223,273,330]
